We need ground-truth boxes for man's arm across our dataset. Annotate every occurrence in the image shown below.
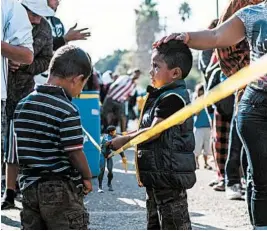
[22,19,53,75]
[1,41,33,64]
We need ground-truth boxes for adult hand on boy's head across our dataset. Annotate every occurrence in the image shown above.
[152,33,189,48]
[83,179,93,195]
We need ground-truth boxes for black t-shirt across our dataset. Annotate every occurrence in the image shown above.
[154,95,184,119]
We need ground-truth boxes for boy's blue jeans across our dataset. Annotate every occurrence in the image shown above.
[237,86,267,228]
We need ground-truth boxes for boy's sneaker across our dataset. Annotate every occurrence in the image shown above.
[213,181,225,191]
[108,184,114,191]
[226,183,242,200]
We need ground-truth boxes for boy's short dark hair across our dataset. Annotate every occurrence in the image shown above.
[49,45,93,80]
[107,125,116,133]
[155,40,193,79]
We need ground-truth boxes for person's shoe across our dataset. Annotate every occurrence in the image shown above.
[226,183,242,200]
[108,184,114,191]
[97,186,104,193]
[204,164,213,170]
[213,181,225,191]
[209,179,220,187]
[1,199,15,210]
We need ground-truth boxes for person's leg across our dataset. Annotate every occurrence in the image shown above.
[1,100,7,171]
[246,168,254,226]
[21,184,47,230]
[213,112,230,191]
[225,116,242,187]
[107,158,114,191]
[203,127,212,169]
[1,101,7,196]
[237,87,267,228]
[2,119,19,209]
[155,188,191,230]
[98,156,106,192]
[194,128,204,169]
[225,115,243,199]
[146,188,160,230]
[40,180,89,230]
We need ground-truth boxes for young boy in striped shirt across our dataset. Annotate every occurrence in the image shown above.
[5,45,93,229]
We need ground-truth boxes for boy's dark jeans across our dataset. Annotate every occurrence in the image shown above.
[237,87,267,227]
[146,188,191,230]
[225,114,248,187]
[21,179,89,230]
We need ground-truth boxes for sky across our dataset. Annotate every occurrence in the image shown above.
[57,0,229,64]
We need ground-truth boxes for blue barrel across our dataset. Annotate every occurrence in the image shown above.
[73,91,100,177]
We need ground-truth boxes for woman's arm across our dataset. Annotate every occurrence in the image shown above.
[155,16,246,50]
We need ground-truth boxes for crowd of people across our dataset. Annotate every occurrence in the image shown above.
[1,0,267,230]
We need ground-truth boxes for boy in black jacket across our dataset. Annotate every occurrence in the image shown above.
[110,40,196,230]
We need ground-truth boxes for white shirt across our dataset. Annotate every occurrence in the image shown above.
[1,0,33,100]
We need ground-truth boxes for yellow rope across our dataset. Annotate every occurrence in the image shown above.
[111,54,267,154]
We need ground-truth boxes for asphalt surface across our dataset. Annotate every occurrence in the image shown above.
[1,149,251,230]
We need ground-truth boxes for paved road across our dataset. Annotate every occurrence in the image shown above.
[1,149,251,230]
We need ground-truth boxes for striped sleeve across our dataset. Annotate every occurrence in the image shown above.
[59,110,84,152]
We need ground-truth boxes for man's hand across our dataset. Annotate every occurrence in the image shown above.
[64,23,91,42]
[83,179,93,195]
[9,60,21,72]
[110,136,131,151]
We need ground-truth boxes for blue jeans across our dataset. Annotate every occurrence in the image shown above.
[237,87,267,227]
[225,107,247,187]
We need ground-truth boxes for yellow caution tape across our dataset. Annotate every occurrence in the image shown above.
[82,126,101,152]
[78,94,99,99]
[111,54,267,156]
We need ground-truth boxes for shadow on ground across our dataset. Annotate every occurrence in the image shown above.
[192,222,223,230]
[1,215,20,228]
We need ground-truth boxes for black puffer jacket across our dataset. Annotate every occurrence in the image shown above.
[137,79,196,189]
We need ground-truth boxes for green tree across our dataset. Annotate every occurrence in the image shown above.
[94,50,128,73]
[134,0,160,74]
[178,2,191,22]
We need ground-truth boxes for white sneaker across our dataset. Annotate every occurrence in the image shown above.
[226,183,242,200]
[98,188,104,193]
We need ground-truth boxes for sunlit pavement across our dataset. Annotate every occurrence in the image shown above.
[1,149,251,230]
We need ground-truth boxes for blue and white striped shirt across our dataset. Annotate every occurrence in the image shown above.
[5,85,84,191]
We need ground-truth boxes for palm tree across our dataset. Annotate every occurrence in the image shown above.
[134,0,160,74]
[178,2,191,22]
